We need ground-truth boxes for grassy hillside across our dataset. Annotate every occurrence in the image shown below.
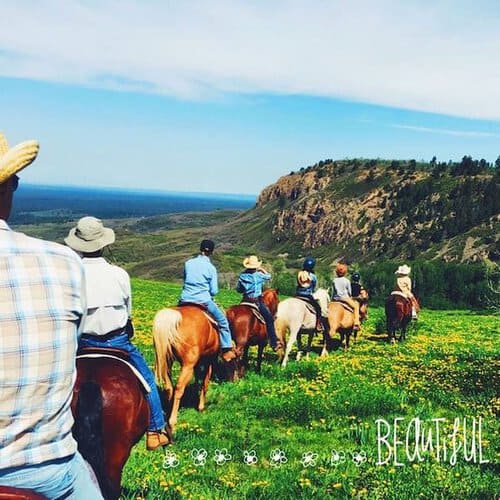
[121,279,499,499]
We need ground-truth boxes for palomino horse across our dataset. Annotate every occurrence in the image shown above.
[226,288,279,378]
[385,293,419,342]
[275,289,330,368]
[325,289,369,352]
[72,354,158,500]
[153,306,235,433]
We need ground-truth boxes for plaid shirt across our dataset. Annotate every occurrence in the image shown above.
[0,220,86,469]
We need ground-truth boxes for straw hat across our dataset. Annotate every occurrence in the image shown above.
[65,216,115,253]
[297,270,312,287]
[395,264,411,276]
[0,132,39,184]
[243,255,262,269]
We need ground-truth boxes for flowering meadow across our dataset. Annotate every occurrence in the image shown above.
[121,279,499,499]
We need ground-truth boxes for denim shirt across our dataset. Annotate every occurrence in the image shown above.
[180,254,218,304]
[296,271,317,296]
[236,270,272,299]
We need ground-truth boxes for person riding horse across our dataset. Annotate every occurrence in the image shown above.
[179,239,237,362]
[392,264,419,319]
[331,263,361,330]
[295,257,330,336]
[0,133,103,498]
[236,255,283,351]
[65,216,171,452]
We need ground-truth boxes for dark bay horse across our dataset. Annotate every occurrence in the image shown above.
[153,306,235,433]
[385,294,419,342]
[226,289,279,377]
[72,355,153,500]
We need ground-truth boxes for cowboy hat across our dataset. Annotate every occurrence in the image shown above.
[243,255,262,269]
[395,264,411,275]
[0,132,39,184]
[297,270,312,287]
[65,216,115,253]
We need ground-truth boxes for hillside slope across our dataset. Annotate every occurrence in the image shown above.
[221,158,499,265]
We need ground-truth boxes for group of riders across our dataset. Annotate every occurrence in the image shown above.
[0,132,418,498]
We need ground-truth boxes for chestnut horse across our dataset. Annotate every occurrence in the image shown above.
[324,289,369,352]
[153,306,234,433]
[385,294,419,342]
[71,355,153,500]
[226,288,279,378]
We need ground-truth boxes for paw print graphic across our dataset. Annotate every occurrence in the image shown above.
[269,448,287,467]
[162,451,179,469]
[352,450,367,467]
[330,449,346,467]
[243,450,258,465]
[213,448,232,466]
[300,451,318,467]
[191,448,208,467]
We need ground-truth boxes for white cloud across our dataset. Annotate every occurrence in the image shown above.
[1,0,500,119]
[391,124,500,138]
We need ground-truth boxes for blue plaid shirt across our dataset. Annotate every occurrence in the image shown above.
[0,220,86,469]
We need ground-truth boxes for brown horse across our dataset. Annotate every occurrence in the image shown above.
[153,306,234,433]
[325,290,369,352]
[226,289,279,378]
[385,294,419,342]
[0,487,44,499]
[72,354,152,500]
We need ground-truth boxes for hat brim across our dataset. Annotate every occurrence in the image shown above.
[64,227,115,252]
[243,260,262,269]
[0,140,39,184]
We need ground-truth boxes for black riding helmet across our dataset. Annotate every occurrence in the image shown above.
[352,272,361,282]
[303,256,316,272]
[200,239,215,254]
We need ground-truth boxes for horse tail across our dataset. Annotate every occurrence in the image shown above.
[153,308,182,387]
[73,381,109,496]
[274,316,289,345]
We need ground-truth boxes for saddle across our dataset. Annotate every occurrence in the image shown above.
[295,296,317,316]
[76,347,152,393]
[240,301,266,324]
[178,302,218,327]
[333,299,354,314]
[295,296,325,331]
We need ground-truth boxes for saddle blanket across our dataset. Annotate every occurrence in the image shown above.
[76,353,152,393]
[240,301,266,323]
[294,296,318,316]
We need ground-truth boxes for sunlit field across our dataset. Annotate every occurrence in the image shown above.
[121,279,499,499]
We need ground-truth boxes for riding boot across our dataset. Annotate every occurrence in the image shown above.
[411,307,418,320]
[221,348,237,362]
[146,429,170,451]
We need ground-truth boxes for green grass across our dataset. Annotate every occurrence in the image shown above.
[121,279,499,499]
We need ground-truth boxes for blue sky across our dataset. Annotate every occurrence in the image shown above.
[1,1,499,195]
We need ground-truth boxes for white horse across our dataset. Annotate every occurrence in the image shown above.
[275,288,330,367]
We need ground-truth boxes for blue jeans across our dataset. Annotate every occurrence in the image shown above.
[0,452,104,499]
[79,332,166,431]
[256,300,279,347]
[205,300,233,349]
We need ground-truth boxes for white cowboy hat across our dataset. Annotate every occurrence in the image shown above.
[243,255,262,269]
[0,132,39,184]
[65,216,115,253]
[395,264,411,276]
[297,270,312,286]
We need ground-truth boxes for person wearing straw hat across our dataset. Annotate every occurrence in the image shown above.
[393,264,418,319]
[331,262,361,330]
[179,239,237,362]
[65,216,171,451]
[296,256,330,335]
[0,133,104,499]
[236,255,282,351]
